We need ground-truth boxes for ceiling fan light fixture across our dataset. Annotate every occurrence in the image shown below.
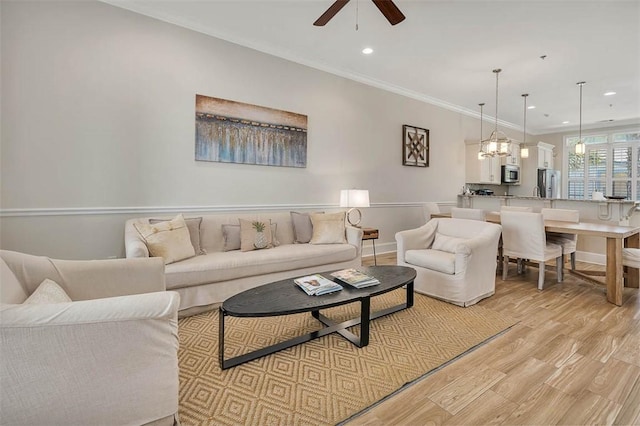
[362,47,373,54]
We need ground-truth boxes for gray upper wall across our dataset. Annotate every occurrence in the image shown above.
[1,0,512,211]
[0,0,620,259]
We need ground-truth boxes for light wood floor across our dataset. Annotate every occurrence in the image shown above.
[347,253,640,426]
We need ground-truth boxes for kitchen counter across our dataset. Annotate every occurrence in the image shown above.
[458,194,638,223]
[459,194,637,204]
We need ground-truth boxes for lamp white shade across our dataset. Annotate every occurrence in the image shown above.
[340,189,370,208]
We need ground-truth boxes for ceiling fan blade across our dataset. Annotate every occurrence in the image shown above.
[371,0,406,25]
[313,0,350,26]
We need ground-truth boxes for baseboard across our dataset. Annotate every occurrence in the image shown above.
[576,250,605,266]
[361,241,396,258]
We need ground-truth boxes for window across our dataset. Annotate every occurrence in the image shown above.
[565,130,640,200]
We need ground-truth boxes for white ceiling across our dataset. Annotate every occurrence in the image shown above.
[105,0,640,135]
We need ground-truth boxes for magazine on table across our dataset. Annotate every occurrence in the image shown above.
[330,268,380,288]
[294,274,343,296]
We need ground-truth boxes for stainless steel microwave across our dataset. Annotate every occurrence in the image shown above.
[501,164,520,184]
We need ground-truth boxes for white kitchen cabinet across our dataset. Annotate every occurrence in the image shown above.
[537,142,554,169]
[502,143,521,167]
[465,143,501,184]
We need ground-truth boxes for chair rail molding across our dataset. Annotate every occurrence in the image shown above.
[0,202,433,218]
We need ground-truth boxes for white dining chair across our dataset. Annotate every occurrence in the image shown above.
[500,205,533,212]
[622,248,640,287]
[541,208,579,271]
[623,248,640,268]
[500,211,563,290]
[451,207,486,221]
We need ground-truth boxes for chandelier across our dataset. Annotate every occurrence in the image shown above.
[479,68,512,158]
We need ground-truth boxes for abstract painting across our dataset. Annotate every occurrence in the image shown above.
[195,95,307,168]
[402,124,429,167]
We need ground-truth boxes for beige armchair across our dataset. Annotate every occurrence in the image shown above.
[396,218,502,307]
[0,250,180,426]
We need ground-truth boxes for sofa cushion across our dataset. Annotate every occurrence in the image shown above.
[239,219,274,252]
[309,212,346,244]
[134,214,196,264]
[1,258,28,304]
[163,243,357,290]
[432,233,467,254]
[291,211,321,243]
[405,249,456,275]
[23,279,72,304]
[150,217,205,255]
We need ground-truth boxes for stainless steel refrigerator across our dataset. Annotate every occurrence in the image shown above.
[538,169,561,198]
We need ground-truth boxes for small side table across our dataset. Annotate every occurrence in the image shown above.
[361,228,379,265]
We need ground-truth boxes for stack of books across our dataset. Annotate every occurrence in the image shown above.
[294,274,343,296]
[330,269,380,289]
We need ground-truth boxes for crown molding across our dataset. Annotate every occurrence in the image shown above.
[100,1,524,133]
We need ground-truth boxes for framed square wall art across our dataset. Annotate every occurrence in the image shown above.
[195,95,308,168]
[402,124,429,167]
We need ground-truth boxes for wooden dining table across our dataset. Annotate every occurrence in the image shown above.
[433,212,640,306]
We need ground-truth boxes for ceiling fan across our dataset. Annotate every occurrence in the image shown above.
[313,0,406,26]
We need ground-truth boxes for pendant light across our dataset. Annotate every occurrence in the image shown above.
[477,103,485,160]
[575,81,586,155]
[520,94,530,158]
[479,68,512,157]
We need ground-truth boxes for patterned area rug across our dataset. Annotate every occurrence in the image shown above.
[178,290,517,425]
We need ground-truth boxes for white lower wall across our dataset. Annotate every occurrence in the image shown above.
[0,1,521,259]
[0,203,438,260]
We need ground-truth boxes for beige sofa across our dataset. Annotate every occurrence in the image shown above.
[395,218,502,307]
[0,250,179,426]
[124,211,363,313]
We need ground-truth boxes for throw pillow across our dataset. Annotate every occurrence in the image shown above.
[239,219,274,252]
[23,279,72,304]
[291,211,324,243]
[150,217,205,255]
[223,223,279,251]
[222,224,242,252]
[134,214,196,264]
[309,212,347,244]
[432,232,467,254]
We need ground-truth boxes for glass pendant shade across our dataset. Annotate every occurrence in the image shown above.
[520,93,529,159]
[575,81,586,155]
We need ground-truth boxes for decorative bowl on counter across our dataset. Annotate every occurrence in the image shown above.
[604,195,627,200]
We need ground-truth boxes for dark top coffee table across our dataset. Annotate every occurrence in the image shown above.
[219,265,416,369]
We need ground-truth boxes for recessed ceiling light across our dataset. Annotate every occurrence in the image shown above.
[562,121,570,124]
[527,105,536,109]
[362,47,373,55]
[604,91,616,96]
